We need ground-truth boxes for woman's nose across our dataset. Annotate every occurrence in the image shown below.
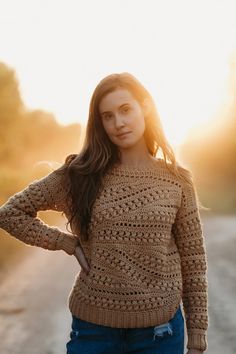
[114,114,126,129]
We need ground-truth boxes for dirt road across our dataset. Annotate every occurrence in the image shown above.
[202,213,236,354]
[0,214,235,354]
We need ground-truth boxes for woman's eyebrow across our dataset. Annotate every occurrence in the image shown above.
[101,103,130,115]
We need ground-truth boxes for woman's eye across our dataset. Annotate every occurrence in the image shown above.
[104,114,112,120]
[122,106,130,113]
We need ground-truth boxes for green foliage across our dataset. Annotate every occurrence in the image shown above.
[0,61,82,186]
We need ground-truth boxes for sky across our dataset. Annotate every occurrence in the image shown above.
[1,0,236,147]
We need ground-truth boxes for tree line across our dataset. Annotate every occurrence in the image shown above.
[0,62,82,201]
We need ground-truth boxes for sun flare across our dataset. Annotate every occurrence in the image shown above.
[1,0,235,148]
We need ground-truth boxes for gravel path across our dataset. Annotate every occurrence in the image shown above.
[0,246,79,354]
[202,213,236,354]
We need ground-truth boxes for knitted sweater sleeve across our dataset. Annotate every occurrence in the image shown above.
[0,170,78,256]
[172,180,208,352]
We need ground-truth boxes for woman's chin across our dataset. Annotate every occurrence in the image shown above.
[116,141,135,149]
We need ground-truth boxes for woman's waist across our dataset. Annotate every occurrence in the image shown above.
[73,269,183,304]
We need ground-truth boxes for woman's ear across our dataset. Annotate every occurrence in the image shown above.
[142,98,151,116]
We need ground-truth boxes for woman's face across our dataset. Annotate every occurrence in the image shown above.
[99,88,147,149]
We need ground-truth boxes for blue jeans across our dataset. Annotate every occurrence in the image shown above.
[66,305,184,354]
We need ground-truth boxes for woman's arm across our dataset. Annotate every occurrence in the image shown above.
[172,179,209,352]
[0,170,79,255]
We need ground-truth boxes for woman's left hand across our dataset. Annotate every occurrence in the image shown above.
[187,350,204,354]
[73,245,91,274]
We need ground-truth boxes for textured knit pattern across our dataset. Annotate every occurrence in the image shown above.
[0,172,79,255]
[0,158,208,351]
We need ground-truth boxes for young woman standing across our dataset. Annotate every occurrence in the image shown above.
[0,72,208,354]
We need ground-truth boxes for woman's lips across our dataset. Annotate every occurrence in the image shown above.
[117,131,131,138]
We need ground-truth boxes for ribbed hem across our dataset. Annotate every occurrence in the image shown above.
[68,290,182,328]
[187,330,208,351]
[60,233,79,255]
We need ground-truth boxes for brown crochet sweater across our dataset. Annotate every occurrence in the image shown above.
[0,159,208,351]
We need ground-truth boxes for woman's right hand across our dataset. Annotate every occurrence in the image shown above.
[73,245,91,275]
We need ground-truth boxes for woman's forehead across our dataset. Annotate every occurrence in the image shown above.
[99,88,135,111]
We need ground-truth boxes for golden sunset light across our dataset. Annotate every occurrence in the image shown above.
[1,0,236,147]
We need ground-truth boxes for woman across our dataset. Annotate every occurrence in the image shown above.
[0,72,208,354]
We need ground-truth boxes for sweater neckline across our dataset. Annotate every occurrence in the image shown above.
[109,158,164,174]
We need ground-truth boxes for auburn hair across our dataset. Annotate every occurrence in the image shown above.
[55,72,203,242]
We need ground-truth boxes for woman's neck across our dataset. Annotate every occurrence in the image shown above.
[118,144,155,168]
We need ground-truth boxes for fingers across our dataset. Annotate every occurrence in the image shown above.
[74,246,91,275]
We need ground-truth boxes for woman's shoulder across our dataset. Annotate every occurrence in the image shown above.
[154,158,195,190]
[153,157,183,177]
[25,161,73,212]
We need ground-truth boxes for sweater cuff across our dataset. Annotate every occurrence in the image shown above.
[187,331,208,352]
[59,232,79,255]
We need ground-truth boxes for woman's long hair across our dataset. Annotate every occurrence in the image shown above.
[55,72,204,242]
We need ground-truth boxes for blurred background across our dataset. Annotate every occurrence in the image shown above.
[0,0,235,353]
